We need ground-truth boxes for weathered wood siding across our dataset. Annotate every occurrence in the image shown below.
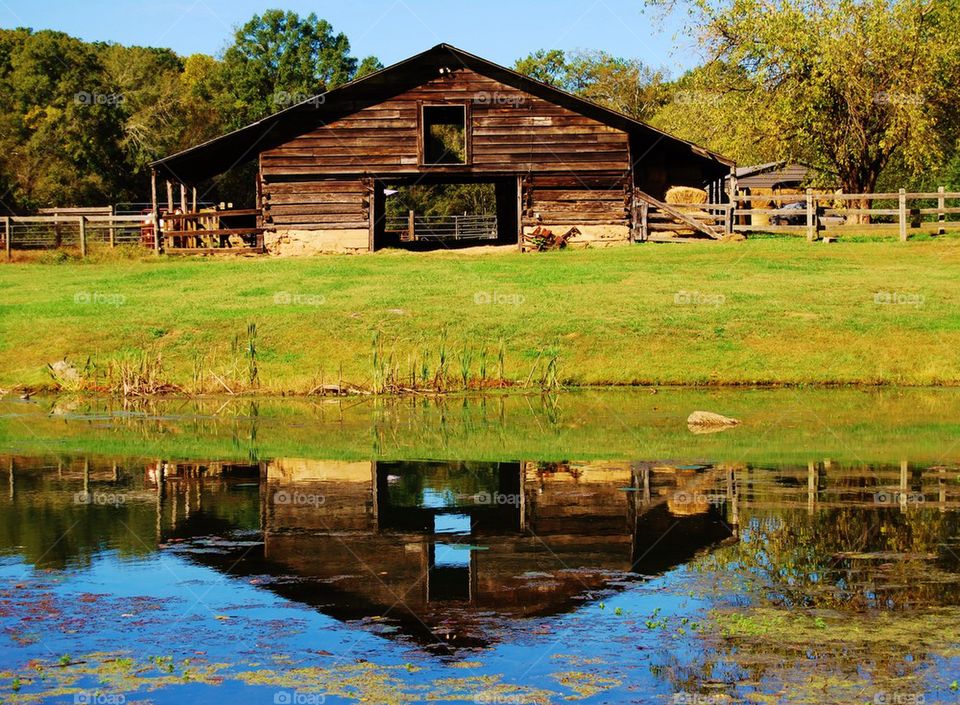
[261,178,368,230]
[260,67,631,231]
[521,173,630,229]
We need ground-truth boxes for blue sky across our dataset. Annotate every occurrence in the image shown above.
[0,0,701,76]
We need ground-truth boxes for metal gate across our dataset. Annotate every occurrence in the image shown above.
[386,213,498,242]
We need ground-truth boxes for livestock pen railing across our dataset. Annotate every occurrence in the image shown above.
[1,209,264,258]
[732,188,960,240]
[1,215,147,257]
[639,187,960,242]
[384,212,498,242]
[160,210,263,253]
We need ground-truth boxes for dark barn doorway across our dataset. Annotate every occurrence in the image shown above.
[371,176,519,251]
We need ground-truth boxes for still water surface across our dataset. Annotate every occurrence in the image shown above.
[1,390,959,704]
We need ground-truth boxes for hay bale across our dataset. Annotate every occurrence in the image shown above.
[666,186,708,205]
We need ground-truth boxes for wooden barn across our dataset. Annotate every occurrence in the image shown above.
[150,44,733,254]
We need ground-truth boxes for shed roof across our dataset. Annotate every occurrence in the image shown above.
[732,161,812,188]
[151,43,733,184]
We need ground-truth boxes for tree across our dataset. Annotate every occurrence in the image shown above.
[0,29,127,209]
[647,0,960,195]
[100,44,185,185]
[514,49,568,87]
[0,15,381,210]
[220,9,377,129]
[514,49,667,121]
[650,62,779,168]
[355,56,385,80]
[176,54,232,152]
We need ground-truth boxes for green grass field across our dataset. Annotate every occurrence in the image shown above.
[1,237,958,393]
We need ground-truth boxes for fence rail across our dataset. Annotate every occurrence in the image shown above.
[1,211,264,258]
[384,212,498,242]
[729,187,960,240]
[160,210,263,253]
[641,187,960,242]
[7,186,960,259]
[2,215,148,257]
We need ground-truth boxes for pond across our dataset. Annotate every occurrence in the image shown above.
[1,389,959,704]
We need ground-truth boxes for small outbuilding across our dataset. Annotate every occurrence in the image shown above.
[730,161,812,192]
[151,44,733,254]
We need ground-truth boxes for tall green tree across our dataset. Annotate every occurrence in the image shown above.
[515,49,667,121]
[651,62,780,168]
[100,44,184,177]
[514,49,568,87]
[0,29,127,209]
[647,0,960,194]
[220,9,378,129]
[0,14,381,210]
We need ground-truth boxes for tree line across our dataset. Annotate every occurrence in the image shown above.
[0,10,381,213]
[2,1,959,214]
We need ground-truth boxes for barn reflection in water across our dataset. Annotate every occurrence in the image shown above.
[158,458,736,649]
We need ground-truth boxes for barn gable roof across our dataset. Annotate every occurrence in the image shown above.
[151,43,733,184]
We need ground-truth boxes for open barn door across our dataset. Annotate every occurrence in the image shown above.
[371,176,518,250]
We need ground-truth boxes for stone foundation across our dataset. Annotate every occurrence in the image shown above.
[264,229,369,255]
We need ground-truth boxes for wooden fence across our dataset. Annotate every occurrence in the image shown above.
[641,187,960,242]
[2,215,148,258]
[160,210,263,254]
[1,210,264,258]
[6,187,960,258]
[733,188,960,240]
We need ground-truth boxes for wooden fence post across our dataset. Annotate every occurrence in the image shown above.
[192,187,197,213]
[938,186,946,236]
[806,188,816,241]
[150,169,161,254]
[180,183,188,213]
[640,201,649,242]
[724,203,733,234]
[78,216,87,258]
[408,209,415,241]
[899,188,908,241]
[4,217,10,260]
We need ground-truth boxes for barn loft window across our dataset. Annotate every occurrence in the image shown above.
[421,105,468,165]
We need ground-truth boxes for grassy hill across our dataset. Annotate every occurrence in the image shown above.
[1,237,958,393]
